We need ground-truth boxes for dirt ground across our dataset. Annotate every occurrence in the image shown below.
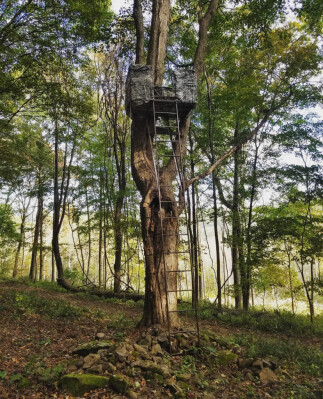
[0,282,322,399]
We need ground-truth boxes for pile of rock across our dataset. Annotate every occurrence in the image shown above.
[237,357,278,385]
[58,330,279,397]
[59,330,196,398]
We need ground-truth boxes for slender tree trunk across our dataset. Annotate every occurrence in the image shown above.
[286,245,295,314]
[232,138,242,309]
[39,208,44,280]
[29,188,43,280]
[244,136,259,310]
[212,172,222,310]
[85,189,92,282]
[13,209,27,278]
[52,120,76,290]
[189,131,199,306]
[98,176,103,288]
[114,196,124,293]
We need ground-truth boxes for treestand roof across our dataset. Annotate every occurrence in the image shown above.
[126,64,197,118]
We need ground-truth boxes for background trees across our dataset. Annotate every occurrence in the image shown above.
[0,0,321,322]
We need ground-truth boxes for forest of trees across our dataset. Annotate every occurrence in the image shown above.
[0,0,322,323]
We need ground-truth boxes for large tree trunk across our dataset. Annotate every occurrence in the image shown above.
[132,114,183,327]
[131,0,219,327]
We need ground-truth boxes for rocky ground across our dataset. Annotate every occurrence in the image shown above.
[0,281,322,398]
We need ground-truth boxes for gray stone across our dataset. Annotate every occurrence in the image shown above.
[245,371,254,381]
[177,374,191,382]
[125,344,134,352]
[238,358,254,369]
[252,359,264,370]
[109,374,129,394]
[259,368,278,385]
[133,344,148,354]
[102,361,116,373]
[157,334,168,344]
[83,354,101,369]
[151,343,163,355]
[132,360,171,378]
[115,346,129,361]
[68,358,84,372]
[216,351,239,365]
[59,374,109,396]
[87,364,103,374]
[168,382,183,394]
[72,340,115,356]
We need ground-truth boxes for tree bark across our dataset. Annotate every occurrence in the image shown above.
[29,186,43,281]
[13,204,28,278]
[131,0,220,327]
[232,130,242,309]
[131,114,182,327]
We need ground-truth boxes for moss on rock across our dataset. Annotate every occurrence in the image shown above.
[59,373,109,395]
[109,374,129,393]
[72,341,115,356]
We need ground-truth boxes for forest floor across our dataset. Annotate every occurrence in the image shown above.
[0,280,322,399]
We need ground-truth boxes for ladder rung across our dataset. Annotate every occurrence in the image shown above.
[155,111,177,115]
[159,233,188,236]
[169,309,196,313]
[166,269,192,273]
[165,251,190,255]
[159,155,180,158]
[161,216,185,219]
[155,140,180,143]
[144,252,189,257]
[153,99,178,102]
[160,200,184,203]
[167,289,192,292]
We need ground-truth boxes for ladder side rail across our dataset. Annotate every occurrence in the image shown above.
[150,100,172,342]
[173,102,200,345]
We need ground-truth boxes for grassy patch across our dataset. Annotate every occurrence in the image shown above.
[184,301,323,337]
[1,291,85,320]
[0,276,67,293]
[234,334,323,377]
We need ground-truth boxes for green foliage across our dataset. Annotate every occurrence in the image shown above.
[24,356,64,384]
[108,311,136,331]
[0,204,18,244]
[194,301,323,336]
[1,277,68,293]
[235,334,323,376]
[2,291,85,320]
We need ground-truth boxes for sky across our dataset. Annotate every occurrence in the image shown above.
[111,0,128,13]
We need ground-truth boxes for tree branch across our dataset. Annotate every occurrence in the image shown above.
[133,0,145,64]
[194,0,220,79]
[186,113,270,188]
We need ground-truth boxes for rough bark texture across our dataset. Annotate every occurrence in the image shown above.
[131,0,220,327]
[147,0,171,85]
[131,114,188,327]
[29,188,43,280]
